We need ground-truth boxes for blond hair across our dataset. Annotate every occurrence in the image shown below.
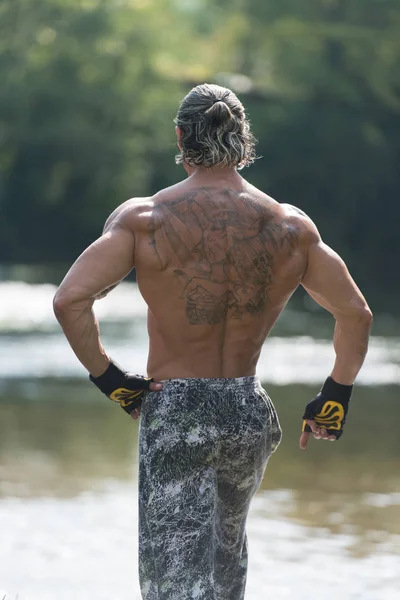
[174,83,257,170]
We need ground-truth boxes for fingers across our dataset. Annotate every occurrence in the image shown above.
[131,408,140,420]
[149,381,163,392]
[130,381,162,419]
[299,429,310,450]
[299,419,316,449]
[319,427,337,441]
[299,419,337,449]
[130,381,162,421]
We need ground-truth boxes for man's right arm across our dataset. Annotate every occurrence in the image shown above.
[301,227,373,386]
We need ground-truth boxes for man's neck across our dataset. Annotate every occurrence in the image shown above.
[183,163,241,182]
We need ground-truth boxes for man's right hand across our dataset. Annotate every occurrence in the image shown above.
[89,360,162,419]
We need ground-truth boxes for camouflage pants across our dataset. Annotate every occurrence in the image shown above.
[138,376,282,600]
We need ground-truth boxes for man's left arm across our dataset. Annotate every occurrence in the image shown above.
[53,214,135,377]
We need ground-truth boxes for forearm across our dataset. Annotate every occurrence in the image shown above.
[54,298,110,377]
[330,310,372,385]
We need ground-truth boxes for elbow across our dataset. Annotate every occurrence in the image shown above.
[363,305,373,330]
[53,289,70,320]
[353,304,373,331]
[335,303,373,330]
[53,288,92,320]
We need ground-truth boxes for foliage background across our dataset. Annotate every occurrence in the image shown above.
[1,0,399,310]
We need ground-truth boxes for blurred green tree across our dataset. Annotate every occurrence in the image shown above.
[0,0,188,261]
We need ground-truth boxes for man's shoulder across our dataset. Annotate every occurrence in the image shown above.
[280,203,308,218]
[103,197,154,232]
[279,203,319,240]
[244,184,313,226]
[103,180,189,231]
[279,202,311,221]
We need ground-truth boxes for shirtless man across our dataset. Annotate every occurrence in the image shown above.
[54,83,372,600]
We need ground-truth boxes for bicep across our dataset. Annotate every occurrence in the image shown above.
[301,240,368,318]
[57,223,135,303]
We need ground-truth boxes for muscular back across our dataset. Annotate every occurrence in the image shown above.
[131,179,309,379]
[55,170,370,383]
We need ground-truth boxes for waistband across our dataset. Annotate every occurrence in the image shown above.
[158,375,262,393]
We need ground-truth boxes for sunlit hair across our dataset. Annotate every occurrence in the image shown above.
[174,83,257,170]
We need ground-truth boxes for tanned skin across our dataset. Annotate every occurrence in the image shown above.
[54,155,372,450]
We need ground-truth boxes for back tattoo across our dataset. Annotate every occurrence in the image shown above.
[149,188,299,325]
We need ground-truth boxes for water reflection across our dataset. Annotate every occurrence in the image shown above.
[1,381,399,537]
[0,382,137,497]
[0,381,399,599]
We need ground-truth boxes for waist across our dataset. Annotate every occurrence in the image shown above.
[158,375,262,394]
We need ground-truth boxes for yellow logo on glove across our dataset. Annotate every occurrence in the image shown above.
[314,400,345,430]
[109,387,143,404]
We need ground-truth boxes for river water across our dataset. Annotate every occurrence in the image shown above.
[0,282,399,599]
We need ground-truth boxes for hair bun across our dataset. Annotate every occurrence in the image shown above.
[204,100,232,125]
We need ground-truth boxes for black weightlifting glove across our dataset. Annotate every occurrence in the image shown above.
[302,376,353,440]
[89,360,153,415]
